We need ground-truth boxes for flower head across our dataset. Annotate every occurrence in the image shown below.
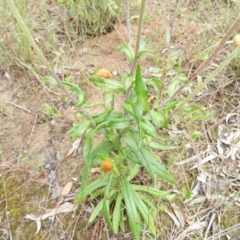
[233,34,240,46]
[96,69,112,79]
[101,160,113,172]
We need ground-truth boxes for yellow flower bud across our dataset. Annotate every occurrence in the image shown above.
[233,34,240,46]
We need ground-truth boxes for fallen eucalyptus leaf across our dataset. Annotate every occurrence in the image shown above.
[25,202,76,235]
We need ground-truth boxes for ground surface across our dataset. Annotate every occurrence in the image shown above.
[1,0,240,239]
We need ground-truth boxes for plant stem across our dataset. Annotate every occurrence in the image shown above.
[171,45,240,117]
[6,0,76,105]
[189,14,240,81]
[158,14,240,111]
[129,0,146,76]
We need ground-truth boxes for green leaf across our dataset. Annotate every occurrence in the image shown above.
[120,178,141,240]
[124,131,156,183]
[132,188,156,233]
[149,141,177,150]
[124,101,142,132]
[105,131,121,150]
[131,184,175,200]
[90,141,115,163]
[89,77,124,92]
[117,43,134,64]
[163,101,179,115]
[141,118,168,141]
[93,110,112,124]
[67,119,92,141]
[167,79,181,97]
[145,78,163,95]
[95,118,133,131]
[150,109,168,128]
[113,192,123,234]
[75,134,93,204]
[63,81,86,107]
[75,175,108,205]
[102,175,114,229]
[89,200,103,223]
[105,111,123,121]
[123,74,135,91]
[104,91,114,110]
[135,65,149,114]
[182,187,192,200]
[43,76,57,87]
[125,130,175,183]
[191,131,201,140]
[141,149,176,184]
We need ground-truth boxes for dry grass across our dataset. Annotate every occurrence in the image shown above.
[1,0,240,239]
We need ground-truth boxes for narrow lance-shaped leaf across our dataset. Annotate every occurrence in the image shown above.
[112,192,123,234]
[124,131,156,183]
[135,65,149,114]
[75,133,93,204]
[150,109,168,128]
[120,178,141,240]
[131,187,156,234]
[124,101,142,135]
[95,118,133,131]
[131,184,175,200]
[102,175,114,230]
[67,119,92,141]
[89,200,103,224]
[75,174,108,205]
[89,77,124,92]
[63,81,86,107]
[141,149,176,184]
[117,43,134,64]
[149,141,177,151]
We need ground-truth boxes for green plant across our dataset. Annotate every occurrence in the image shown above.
[67,65,176,239]
[58,0,123,37]
[43,103,59,120]
[62,1,215,237]
[64,28,217,234]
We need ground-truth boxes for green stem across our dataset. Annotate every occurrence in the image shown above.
[129,0,146,76]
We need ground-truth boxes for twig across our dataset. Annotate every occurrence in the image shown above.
[24,114,38,150]
[3,182,13,240]
[206,222,240,240]
[171,45,240,117]
[6,0,94,121]
[189,14,240,81]
[5,101,33,114]
[125,0,130,43]
[157,15,240,111]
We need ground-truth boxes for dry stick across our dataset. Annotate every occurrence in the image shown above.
[171,44,240,117]
[7,0,74,102]
[125,0,130,43]
[3,182,13,240]
[189,14,240,81]
[158,14,240,111]
[6,0,93,121]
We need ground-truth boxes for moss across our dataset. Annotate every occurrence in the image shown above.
[0,173,49,238]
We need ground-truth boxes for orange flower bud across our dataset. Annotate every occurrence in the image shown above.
[96,69,112,79]
[101,160,113,172]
